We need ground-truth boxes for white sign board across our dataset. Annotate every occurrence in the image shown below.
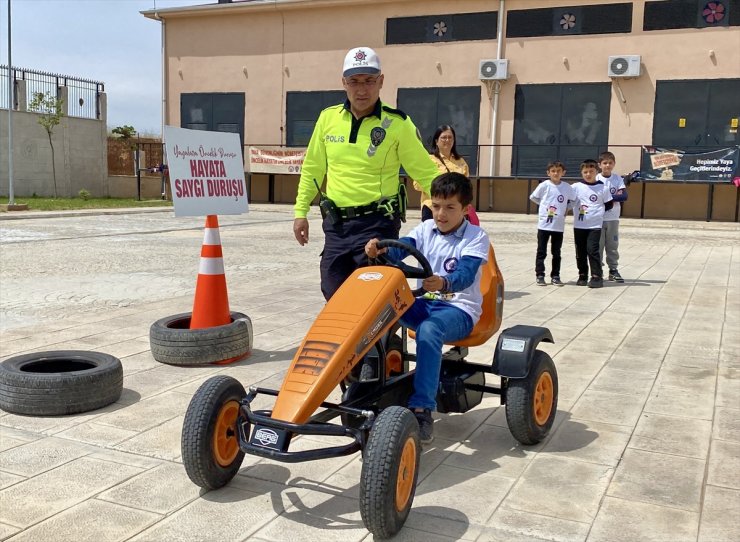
[247,146,306,174]
[163,126,249,217]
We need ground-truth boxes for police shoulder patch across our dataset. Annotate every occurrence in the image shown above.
[381,105,408,120]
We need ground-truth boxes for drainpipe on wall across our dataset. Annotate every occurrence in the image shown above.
[154,12,166,144]
[488,0,505,209]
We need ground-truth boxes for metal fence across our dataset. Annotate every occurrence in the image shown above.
[0,65,104,119]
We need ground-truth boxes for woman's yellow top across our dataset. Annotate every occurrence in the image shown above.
[413,154,470,209]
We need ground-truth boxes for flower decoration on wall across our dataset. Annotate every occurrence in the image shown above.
[702,2,725,24]
[560,13,576,30]
[433,21,448,37]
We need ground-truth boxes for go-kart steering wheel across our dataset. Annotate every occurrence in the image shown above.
[375,239,433,297]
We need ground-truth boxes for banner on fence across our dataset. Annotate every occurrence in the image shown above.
[163,126,248,217]
[641,146,739,182]
[247,146,306,174]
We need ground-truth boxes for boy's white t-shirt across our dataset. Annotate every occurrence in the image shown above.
[572,181,613,230]
[598,172,626,222]
[530,180,576,232]
[406,219,489,325]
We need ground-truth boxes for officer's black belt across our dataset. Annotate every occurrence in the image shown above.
[338,198,398,220]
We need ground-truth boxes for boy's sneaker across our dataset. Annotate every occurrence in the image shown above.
[608,269,624,283]
[588,276,604,288]
[413,409,434,444]
[551,276,564,286]
[576,276,588,286]
[536,276,547,286]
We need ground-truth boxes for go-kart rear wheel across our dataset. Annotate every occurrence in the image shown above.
[360,406,420,539]
[505,350,558,445]
[182,375,246,489]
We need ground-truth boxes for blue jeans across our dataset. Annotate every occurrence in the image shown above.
[401,299,474,411]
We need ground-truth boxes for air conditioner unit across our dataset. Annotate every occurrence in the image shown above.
[479,59,509,81]
[608,55,641,78]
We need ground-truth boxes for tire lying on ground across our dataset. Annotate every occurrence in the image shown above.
[149,312,253,366]
[0,351,123,416]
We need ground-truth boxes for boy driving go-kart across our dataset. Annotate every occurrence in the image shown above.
[181,172,558,539]
[364,172,489,443]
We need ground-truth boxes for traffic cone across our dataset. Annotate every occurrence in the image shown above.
[190,215,232,330]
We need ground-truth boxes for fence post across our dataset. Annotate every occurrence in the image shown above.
[135,145,141,201]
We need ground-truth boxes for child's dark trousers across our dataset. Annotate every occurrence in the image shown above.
[535,229,564,278]
[574,228,603,278]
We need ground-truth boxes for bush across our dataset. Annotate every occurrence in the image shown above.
[78,189,91,201]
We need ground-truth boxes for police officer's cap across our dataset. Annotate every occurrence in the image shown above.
[343,47,381,77]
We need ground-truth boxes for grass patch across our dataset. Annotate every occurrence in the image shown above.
[0,197,172,212]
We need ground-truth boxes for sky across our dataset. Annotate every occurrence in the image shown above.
[1,0,209,136]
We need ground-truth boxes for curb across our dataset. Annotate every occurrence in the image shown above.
[0,206,174,221]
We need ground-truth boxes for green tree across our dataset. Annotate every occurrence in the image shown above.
[112,124,137,144]
[28,92,65,198]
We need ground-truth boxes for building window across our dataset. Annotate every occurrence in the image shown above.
[512,83,611,177]
[644,0,738,30]
[396,87,481,175]
[285,90,345,146]
[507,3,632,38]
[386,11,498,45]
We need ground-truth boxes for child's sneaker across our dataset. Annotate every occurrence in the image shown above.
[588,276,604,288]
[576,276,588,286]
[413,409,434,444]
[536,276,547,286]
[608,269,624,283]
[551,276,563,286]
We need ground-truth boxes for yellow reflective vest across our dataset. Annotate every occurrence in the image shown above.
[294,100,440,218]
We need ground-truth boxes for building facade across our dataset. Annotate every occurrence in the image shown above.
[143,0,740,221]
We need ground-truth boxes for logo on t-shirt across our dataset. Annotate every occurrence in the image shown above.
[589,194,598,202]
[443,257,458,273]
[610,187,617,194]
[557,194,565,203]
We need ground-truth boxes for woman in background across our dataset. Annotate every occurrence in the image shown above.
[414,124,480,224]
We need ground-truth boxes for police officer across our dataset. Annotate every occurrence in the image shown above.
[293,46,440,300]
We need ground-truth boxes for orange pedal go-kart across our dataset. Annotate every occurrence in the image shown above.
[181,240,557,539]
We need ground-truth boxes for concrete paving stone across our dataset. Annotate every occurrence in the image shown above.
[698,485,740,542]
[607,448,705,511]
[98,462,202,515]
[127,486,277,542]
[94,390,192,432]
[250,488,368,542]
[713,407,740,443]
[715,367,739,409]
[443,423,541,479]
[486,505,590,542]
[413,464,514,525]
[604,351,664,375]
[630,413,712,459]
[432,408,494,442]
[370,522,467,541]
[542,418,631,467]
[0,436,29,453]
[114,415,185,461]
[0,436,97,477]
[588,496,699,542]
[0,470,24,490]
[56,421,140,447]
[86,336,151,359]
[121,366,206,400]
[0,522,20,540]
[87,449,165,470]
[706,439,740,490]
[405,505,485,540]
[569,389,646,427]
[588,367,655,397]
[5,499,160,542]
[503,455,613,523]
[644,384,715,420]
[118,351,160,377]
[0,457,144,528]
[0,413,67,435]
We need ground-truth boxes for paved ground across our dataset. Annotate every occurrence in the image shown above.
[0,204,738,542]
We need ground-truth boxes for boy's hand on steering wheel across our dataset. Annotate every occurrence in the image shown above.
[422,275,445,292]
[365,238,388,258]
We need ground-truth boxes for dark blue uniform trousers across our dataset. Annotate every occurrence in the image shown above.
[320,213,401,301]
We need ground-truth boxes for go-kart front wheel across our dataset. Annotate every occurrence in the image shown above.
[505,350,558,445]
[182,375,247,489]
[360,406,420,539]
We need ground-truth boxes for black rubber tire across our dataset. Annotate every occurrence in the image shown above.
[360,406,420,539]
[149,312,252,365]
[0,350,122,416]
[182,375,247,490]
[505,350,558,445]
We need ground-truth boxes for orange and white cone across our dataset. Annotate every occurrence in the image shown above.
[190,215,232,330]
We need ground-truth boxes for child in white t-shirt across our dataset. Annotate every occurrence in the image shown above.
[572,159,613,288]
[597,151,628,283]
[529,161,575,286]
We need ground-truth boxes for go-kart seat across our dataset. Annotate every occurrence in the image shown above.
[410,244,504,348]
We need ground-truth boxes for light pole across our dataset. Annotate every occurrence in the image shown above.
[6,0,14,205]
